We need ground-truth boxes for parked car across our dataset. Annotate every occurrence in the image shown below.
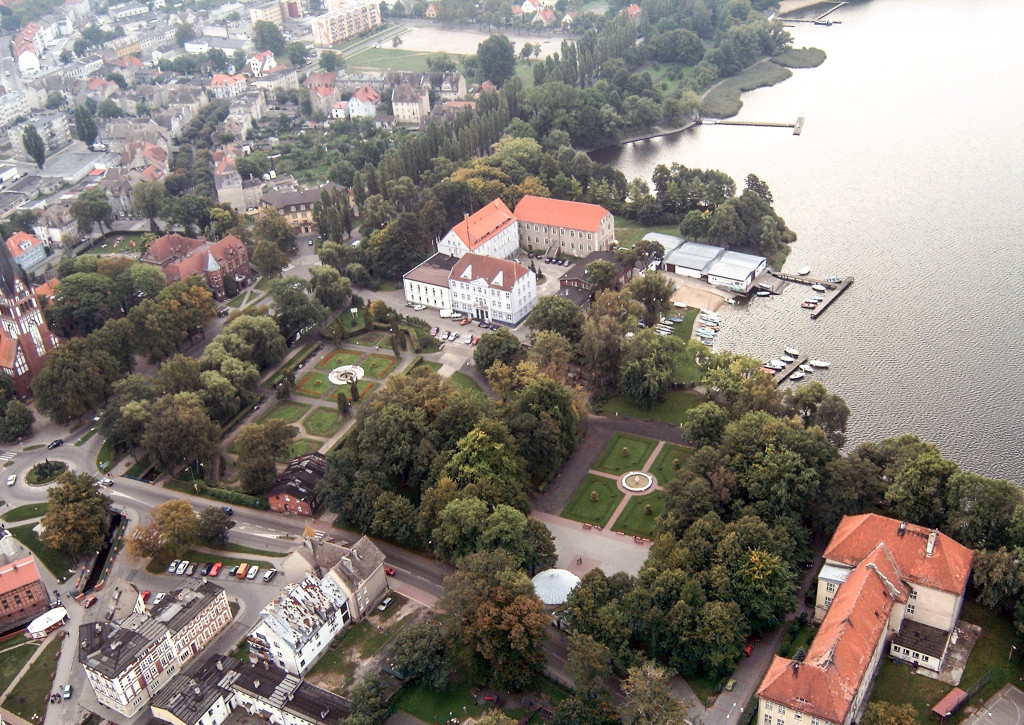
[185,563,197,576]
[377,596,394,612]
[100,478,113,486]
[235,563,249,579]
[384,565,395,576]
[246,565,260,580]
[725,678,736,691]
[209,562,222,577]
[6,474,14,486]
[167,560,181,574]
[175,560,189,575]
[141,590,151,603]
[200,563,212,576]
[459,317,471,326]
[413,304,426,311]
[471,336,480,346]
[462,333,473,344]
[228,565,239,577]
[222,507,233,516]
[430,326,439,336]
[83,596,97,608]
[63,685,72,700]
[47,439,64,450]
[262,569,277,582]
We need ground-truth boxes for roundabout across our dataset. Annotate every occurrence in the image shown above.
[327,365,365,386]
[620,471,653,493]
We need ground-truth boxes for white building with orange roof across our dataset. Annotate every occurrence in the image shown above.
[209,73,247,99]
[5,231,47,270]
[449,253,537,325]
[756,514,974,725]
[347,84,380,119]
[514,195,615,256]
[437,198,519,260]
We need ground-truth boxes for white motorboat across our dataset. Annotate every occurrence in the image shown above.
[809,359,831,369]
[826,276,842,284]
[769,359,787,368]
[785,347,800,357]
[811,284,827,293]
[799,364,815,373]
[780,355,795,364]
[798,266,811,275]
[790,372,805,381]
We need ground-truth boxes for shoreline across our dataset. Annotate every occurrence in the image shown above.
[777,0,833,15]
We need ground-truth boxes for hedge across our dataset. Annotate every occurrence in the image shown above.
[163,479,269,510]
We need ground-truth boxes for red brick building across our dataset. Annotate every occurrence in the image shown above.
[140,233,250,298]
[268,453,326,516]
[0,244,60,398]
[0,553,50,633]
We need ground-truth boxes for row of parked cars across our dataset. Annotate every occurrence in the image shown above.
[434,328,479,345]
[166,559,278,583]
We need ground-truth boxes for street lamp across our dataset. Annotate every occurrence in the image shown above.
[1009,644,1017,666]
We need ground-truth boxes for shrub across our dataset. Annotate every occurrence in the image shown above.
[644,504,653,516]
[622,446,630,457]
[194,481,268,509]
[590,491,599,503]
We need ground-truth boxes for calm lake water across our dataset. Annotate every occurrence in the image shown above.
[596,0,1024,484]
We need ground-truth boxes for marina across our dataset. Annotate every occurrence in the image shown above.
[773,354,810,384]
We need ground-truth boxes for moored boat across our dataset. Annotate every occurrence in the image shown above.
[780,355,795,363]
[801,302,817,309]
[761,366,777,374]
[769,359,786,368]
[790,372,805,381]
[809,359,831,368]
[811,284,827,292]
[784,347,800,357]
[826,276,842,284]
[799,364,815,373]
[798,266,811,275]
[756,291,771,297]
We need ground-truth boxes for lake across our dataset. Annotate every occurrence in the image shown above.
[595,0,1024,484]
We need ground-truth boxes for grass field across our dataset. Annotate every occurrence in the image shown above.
[283,438,321,461]
[414,360,443,372]
[613,216,681,248]
[317,350,364,370]
[451,371,488,400]
[80,232,146,256]
[124,454,154,479]
[774,47,826,68]
[295,371,335,398]
[26,460,66,486]
[611,491,664,537]
[362,353,396,378]
[350,330,385,347]
[259,401,311,424]
[701,60,793,119]
[1,502,48,522]
[560,474,625,527]
[303,408,345,438]
[8,525,74,580]
[648,443,692,487]
[599,388,703,425]
[74,427,98,446]
[218,542,288,557]
[395,683,488,723]
[869,601,1024,725]
[673,309,702,383]
[266,343,319,386]
[0,641,39,696]
[3,635,62,722]
[327,380,374,402]
[593,433,659,477]
[347,47,438,72]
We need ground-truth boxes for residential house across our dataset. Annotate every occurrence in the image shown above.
[209,73,248,99]
[79,580,232,718]
[437,198,519,259]
[259,182,342,234]
[267,452,326,516]
[391,82,427,124]
[0,91,30,132]
[15,45,40,74]
[755,514,973,725]
[425,2,439,18]
[5,232,47,271]
[140,233,250,298]
[249,65,300,98]
[32,205,78,245]
[346,84,380,119]
[249,0,283,25]
[247,50,277,76]
[330,101,348,119]
[449,252,538,325]
[534,7,556,25]
[86,77,119,101]
[514,195,615,255]
[560,250,634,293]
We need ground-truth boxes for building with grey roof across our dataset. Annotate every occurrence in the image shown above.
[80,580,232,717]
[706,250,767,293]
[663,241,724,278]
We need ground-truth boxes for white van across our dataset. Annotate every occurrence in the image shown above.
[439,309,455,319]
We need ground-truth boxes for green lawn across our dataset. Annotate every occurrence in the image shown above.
[362,353,396,379]
[560,474,625,528]
[779,620,817,659]
[96,436,121,473]
[226,292,247,308]
[0,641,40,696]
[593,433,659,477]
[124,454,154,479]
[81,232,146,256]
[701,60,793,119]
[673,309,702,383]
[613,216,681,248]
[414,360,443,372]
[611,491,664,537]
[259,400,312,424]
[3,635,62,722]
[327,380,375,402]
[266,343,319,385]
[338,309,366,331]
[282,438,321,461]
[317,350,364,370]
[395,683,488,723]
[74,427,98,446]
[26,460,66,486]
[347,46,439,72]
[451,372,488,401]
[303,408,345,438]
[350,330,385,347]
[648,443,692,486]
[218,542,288,557]
[774,47,826,68]
[295,371,335,398]
[8,525,75,580]
[1,503,48,522]
[599,389,704,425]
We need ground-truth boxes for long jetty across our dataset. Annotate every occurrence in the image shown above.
[768,272,854,320]
[816,2,847,20]
[773,355,809,385]
[585,120,698,153]
[810,277,853,319]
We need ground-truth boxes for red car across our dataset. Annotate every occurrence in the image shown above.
[384,565,396,576]
[83,595,98,608]
[744,643,754,657]
[141,590,151,603]
[209,562,222,577]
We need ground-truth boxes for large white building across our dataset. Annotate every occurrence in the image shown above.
[756,514,973,725]
[449,253,537,325]
[79,581,232,718]
[437,198,519,260]
[403,253,457,310]
[311,1,382,46]
[0,91,30,132]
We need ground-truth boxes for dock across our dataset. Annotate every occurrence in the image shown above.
[793,117,804,135]
[809,277,853,319]
[706,119,799,130]
[773,355,809,385]
[585,120,698,153]
[816,2,847,20]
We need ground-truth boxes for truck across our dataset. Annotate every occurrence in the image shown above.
[439,309,455,319]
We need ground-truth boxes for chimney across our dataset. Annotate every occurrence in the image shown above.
[926,530,937,557]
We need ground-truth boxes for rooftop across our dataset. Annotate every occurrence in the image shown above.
[892,618,950,660]
[449,199,516,251]
[514,195,610,232]
[403,252,459,287]
[254,574,348,650]
[665,241,724,272]
[0,555,41,596]
[451,253,532,293]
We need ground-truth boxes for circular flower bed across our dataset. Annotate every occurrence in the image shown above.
[26,460,68,486]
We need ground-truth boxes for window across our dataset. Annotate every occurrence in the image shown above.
[795,714,802,721]
[812,718,820,725]
[907,604,915,615]
[765,702,774,712]
[824,596,832,607]
[825,582,836,593]
[922,655,930,662]
[909,589,917,600]
[778,707,786,715]
[765,717,771,724]
[778,719,785,725]
[913,652,919,659]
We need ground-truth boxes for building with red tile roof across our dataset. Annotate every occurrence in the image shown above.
[757,514,975,725]
[209,73,248,99]
[449,252,537,325]
[5,231,46,270]
[438,199,519,260]
[141,234,250,298]
[514,195,615,255]
[0,550,50,632]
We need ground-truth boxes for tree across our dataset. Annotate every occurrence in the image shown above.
[32,338,120,423]
[162,194,213,237]
[132,181,165,232]
[98,98,123,118]
[142,393,220,472]
[620,661,686,725]
[285,40,307,66]
[618,331,682,409]
[626,272,675,327]
[370,492,420,547]
[445,421,530,512]
[252,21,286,55]
[527,331,572,380]
[320,50,339,72]
[567,634,613,701]
[40,472,111,559]
[585,260,619,292]
[197,506,234,547]
[862,703,919,725]
[254,207,296,253]
[390,619,453,689]
[252,239,287,278]
[525,295,583,341]
[70,188,114,236]
[473,327,523,373]
[349,674,390,725]
[22,124,46,168]
[0,400,34,442]
[683,401,731,448]
[175,23,196,46]
[477,35,516,86]
[74,105,98,146]
[308,265,352,309]
[152,500,199,558]
[235,419,296,494]
[268,277,328,340]
[432,497,490,563]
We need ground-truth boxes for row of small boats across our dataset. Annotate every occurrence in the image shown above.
[693,311,721,347]
[761,349,831,381]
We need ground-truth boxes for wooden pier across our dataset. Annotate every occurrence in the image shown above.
[773,355,809,385]
[809,277,853,319]
[816,2,847,20]
[706,119,800,130]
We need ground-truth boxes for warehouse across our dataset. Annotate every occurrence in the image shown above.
[663,241,726,278]
[706,251,767,294]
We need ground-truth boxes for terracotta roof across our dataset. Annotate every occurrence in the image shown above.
[450,198,515,250]
[758,545,906,723]
[210,73,245,88]
[0,555,42,596]
[514,195,610,233]
[0,335,16,369]
[450,252,531,292]
[143,233,205,265]
[117,55,143,68]
[304,71,336,88]
[311,86,334,97]
[34,278,57,298]
[626,3,641,17]
[824,514,973,595]
[932,688,968,719]
[351,84,380,104]
[5,231,42,258]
